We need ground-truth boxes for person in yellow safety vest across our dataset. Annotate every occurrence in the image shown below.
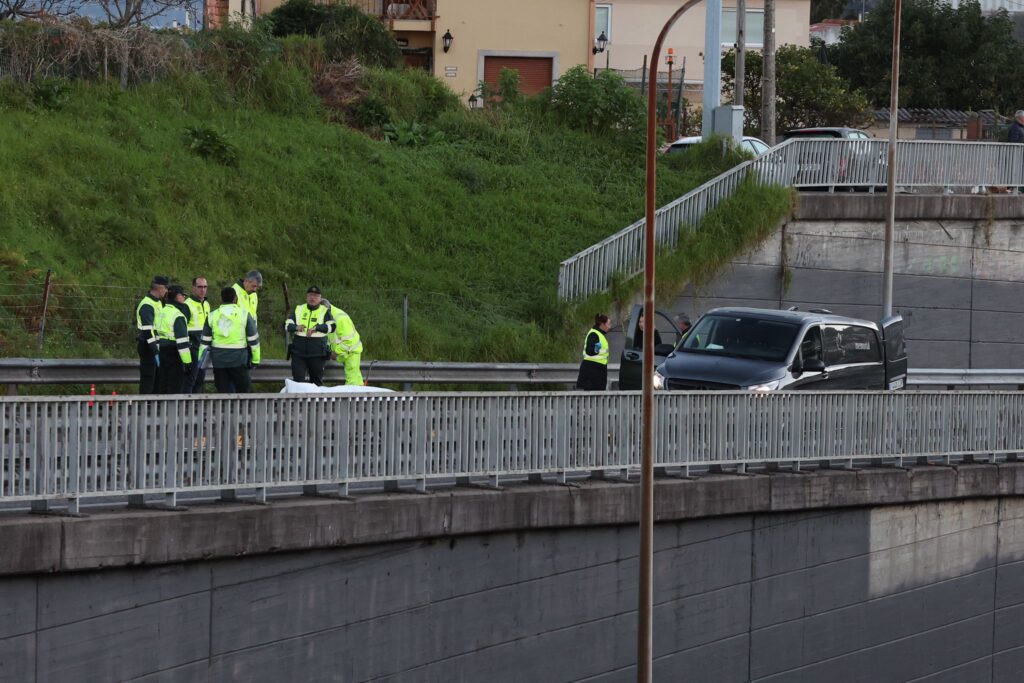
[185,276,211,393]
[135,275,168,395]
[199,286,261,393]
[156,285,193,394]
[323,299,364,386]
[285,286,335,385]
[232,270,261,323]
[576,313,611,390]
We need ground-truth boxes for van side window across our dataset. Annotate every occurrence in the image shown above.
[799,326,823,363]
[823,326,843,366]
[842,325,882,363]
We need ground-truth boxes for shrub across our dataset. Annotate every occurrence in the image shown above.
[31,77,70,110]
[361,66,460,125]
[185,125,238,166]
[383,120,444,146]
[544,64,645,143]
[266,0,401,68]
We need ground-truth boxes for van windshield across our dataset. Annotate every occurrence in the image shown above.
[679,315,801,362]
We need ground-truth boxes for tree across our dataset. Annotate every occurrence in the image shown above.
[723,44,871,135]
[91,0,199,27]
[830,0,1024,111]
[810,0,853,23]
[0,0,79,20]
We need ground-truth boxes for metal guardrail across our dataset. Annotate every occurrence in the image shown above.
[0,358,1021,390]
[2,391,1021,511]
[557,139,1024,301]
[0,358,585,389]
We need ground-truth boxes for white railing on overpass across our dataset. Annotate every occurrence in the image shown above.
[558,139,1024,301]
[0,358,1021,390]
[2,391,1021,512]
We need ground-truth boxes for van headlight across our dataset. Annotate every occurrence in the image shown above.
[653,370,666,390]
[745,380,780,392]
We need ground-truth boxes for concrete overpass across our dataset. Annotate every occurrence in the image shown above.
[2,464,1024,682]
[1,390,1023,681]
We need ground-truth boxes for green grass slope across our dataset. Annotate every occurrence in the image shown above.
[0,71,786,364]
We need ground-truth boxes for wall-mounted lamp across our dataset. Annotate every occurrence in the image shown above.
[442,29,453,53]
[593,31,608,55]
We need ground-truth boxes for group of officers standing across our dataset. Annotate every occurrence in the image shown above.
[134,270,364,395]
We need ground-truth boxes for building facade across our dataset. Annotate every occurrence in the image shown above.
[215,0,811,101]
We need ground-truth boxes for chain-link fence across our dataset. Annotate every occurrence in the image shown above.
[0,273,529,360]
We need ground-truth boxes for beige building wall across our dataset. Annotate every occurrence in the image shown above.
[433,0,592,98]
[598,0,810,82]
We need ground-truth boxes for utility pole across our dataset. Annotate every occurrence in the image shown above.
[760,0,776,144]
[883,0,903,317]
[736,0,745,108]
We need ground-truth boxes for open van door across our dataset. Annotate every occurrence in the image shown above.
[619,304,681,390]
[880,315,908,390]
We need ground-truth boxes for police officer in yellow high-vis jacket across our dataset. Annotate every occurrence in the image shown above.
[576,313,611,390]
[285,286,335,385]
[324,299,364,386]
[135,275,168,394]
[199,287,261,393]
[185,276,212,393]
[156,285,193,394]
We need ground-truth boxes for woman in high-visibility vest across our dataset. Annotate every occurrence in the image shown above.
[576,313,612,390]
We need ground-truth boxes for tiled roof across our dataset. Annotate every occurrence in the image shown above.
[874,108,1006,125]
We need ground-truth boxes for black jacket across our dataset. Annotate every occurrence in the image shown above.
[1009,121,1024,144]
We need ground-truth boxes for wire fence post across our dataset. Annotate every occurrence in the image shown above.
[403,294,412,391]
[37,269,53,356]
[402,293,409,349]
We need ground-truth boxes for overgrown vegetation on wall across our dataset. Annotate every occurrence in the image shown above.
[0,7,791,370]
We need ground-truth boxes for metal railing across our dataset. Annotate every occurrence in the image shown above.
[2,391,1021,511]
[0,358,1021,391]
[349,0,436,20]
[557,139,1024,301]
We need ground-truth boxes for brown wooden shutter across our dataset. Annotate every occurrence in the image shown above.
[483,56,554,95]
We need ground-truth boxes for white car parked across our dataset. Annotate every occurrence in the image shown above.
[665,135,772,157]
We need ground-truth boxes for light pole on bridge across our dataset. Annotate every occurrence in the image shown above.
[639,2,704,681]
[882,0,903,317]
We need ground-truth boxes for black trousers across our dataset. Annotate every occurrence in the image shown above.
[575,360,608,391]
[214,366,251,393]
[137,339,159,395]
[291,355,327,385]
[157,345,185,395]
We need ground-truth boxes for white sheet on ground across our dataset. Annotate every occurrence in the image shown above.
[279,378,395,394]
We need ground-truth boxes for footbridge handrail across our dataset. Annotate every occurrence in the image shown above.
[1,391,1021,511]
[557,139,1024,301]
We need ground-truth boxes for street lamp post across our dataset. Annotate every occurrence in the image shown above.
[640,5,703,681]
[883,0,902,317]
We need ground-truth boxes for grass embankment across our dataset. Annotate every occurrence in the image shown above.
[0,61,790,367]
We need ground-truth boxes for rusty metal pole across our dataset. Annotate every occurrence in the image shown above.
[641,5,703,680]
[36,269,52,356]
[883,0,902,317]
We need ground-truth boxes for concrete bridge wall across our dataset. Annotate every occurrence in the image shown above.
[608,194,1024,369]
[3,465,1024,682]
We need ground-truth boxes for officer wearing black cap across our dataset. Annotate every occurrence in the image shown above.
[285,286,335,385]
[135,275,169,394]
[157,285,193,394]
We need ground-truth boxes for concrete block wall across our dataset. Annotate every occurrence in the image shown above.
[3,497,1024,682]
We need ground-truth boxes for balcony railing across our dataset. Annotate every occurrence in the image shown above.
[349,0,436,21]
